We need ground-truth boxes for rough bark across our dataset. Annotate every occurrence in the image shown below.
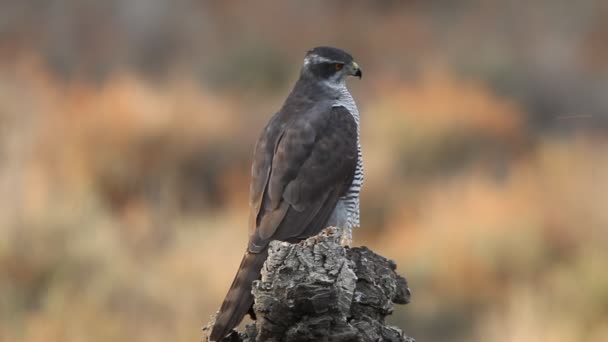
[204,227,413,342]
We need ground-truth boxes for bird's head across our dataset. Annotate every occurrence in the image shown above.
[301,46,362,88]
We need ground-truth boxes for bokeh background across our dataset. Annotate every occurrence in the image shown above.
[1,1,608,341]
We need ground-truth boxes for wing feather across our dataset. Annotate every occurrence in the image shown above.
[212,104,359,340]
[248,113,285,237]
[248,105,358,252]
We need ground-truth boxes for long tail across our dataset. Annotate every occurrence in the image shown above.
[209,249,268,341]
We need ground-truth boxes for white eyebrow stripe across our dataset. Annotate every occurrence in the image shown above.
[304,54,342,65]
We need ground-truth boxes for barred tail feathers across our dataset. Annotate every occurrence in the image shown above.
[209,249,268,341]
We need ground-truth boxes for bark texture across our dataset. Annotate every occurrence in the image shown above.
[204,227,413,342]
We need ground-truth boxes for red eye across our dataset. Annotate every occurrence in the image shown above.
[335,63,344,71]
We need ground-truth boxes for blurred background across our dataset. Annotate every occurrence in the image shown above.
[1,1,607,341]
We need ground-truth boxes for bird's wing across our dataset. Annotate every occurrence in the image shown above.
[248,104,358,252]
[210,105,358,340]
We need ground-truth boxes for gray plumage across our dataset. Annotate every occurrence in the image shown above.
[210,46,364,341]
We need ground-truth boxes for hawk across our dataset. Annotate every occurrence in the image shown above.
[210,46,364,341]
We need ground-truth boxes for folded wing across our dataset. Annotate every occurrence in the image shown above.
[249,105,358,252]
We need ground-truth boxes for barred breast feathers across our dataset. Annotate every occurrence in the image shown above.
[332,85,364,229]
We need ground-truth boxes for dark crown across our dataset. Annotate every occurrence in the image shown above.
[306,46,354,64]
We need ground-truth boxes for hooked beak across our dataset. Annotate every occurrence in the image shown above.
[351,61,362,79]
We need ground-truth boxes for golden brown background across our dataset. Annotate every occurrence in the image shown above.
[1,1,607,341]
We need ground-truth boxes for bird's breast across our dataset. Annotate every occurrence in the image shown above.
[331,86,364,230]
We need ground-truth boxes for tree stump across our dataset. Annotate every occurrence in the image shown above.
[204,227,413,342]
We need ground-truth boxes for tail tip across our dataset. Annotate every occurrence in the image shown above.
[208,325,237,342]
[203,319,227,342]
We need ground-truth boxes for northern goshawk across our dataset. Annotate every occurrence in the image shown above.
[210,46,364,341]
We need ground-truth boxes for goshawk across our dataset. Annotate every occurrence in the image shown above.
[210,46,364,341]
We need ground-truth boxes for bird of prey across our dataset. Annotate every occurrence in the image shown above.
[209,46,364,341]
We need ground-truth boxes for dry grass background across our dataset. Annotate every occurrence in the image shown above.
[1,1,608,341]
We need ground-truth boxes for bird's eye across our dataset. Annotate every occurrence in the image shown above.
[335,63,344,71]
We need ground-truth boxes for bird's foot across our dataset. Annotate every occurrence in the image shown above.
[339,227,353,247]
